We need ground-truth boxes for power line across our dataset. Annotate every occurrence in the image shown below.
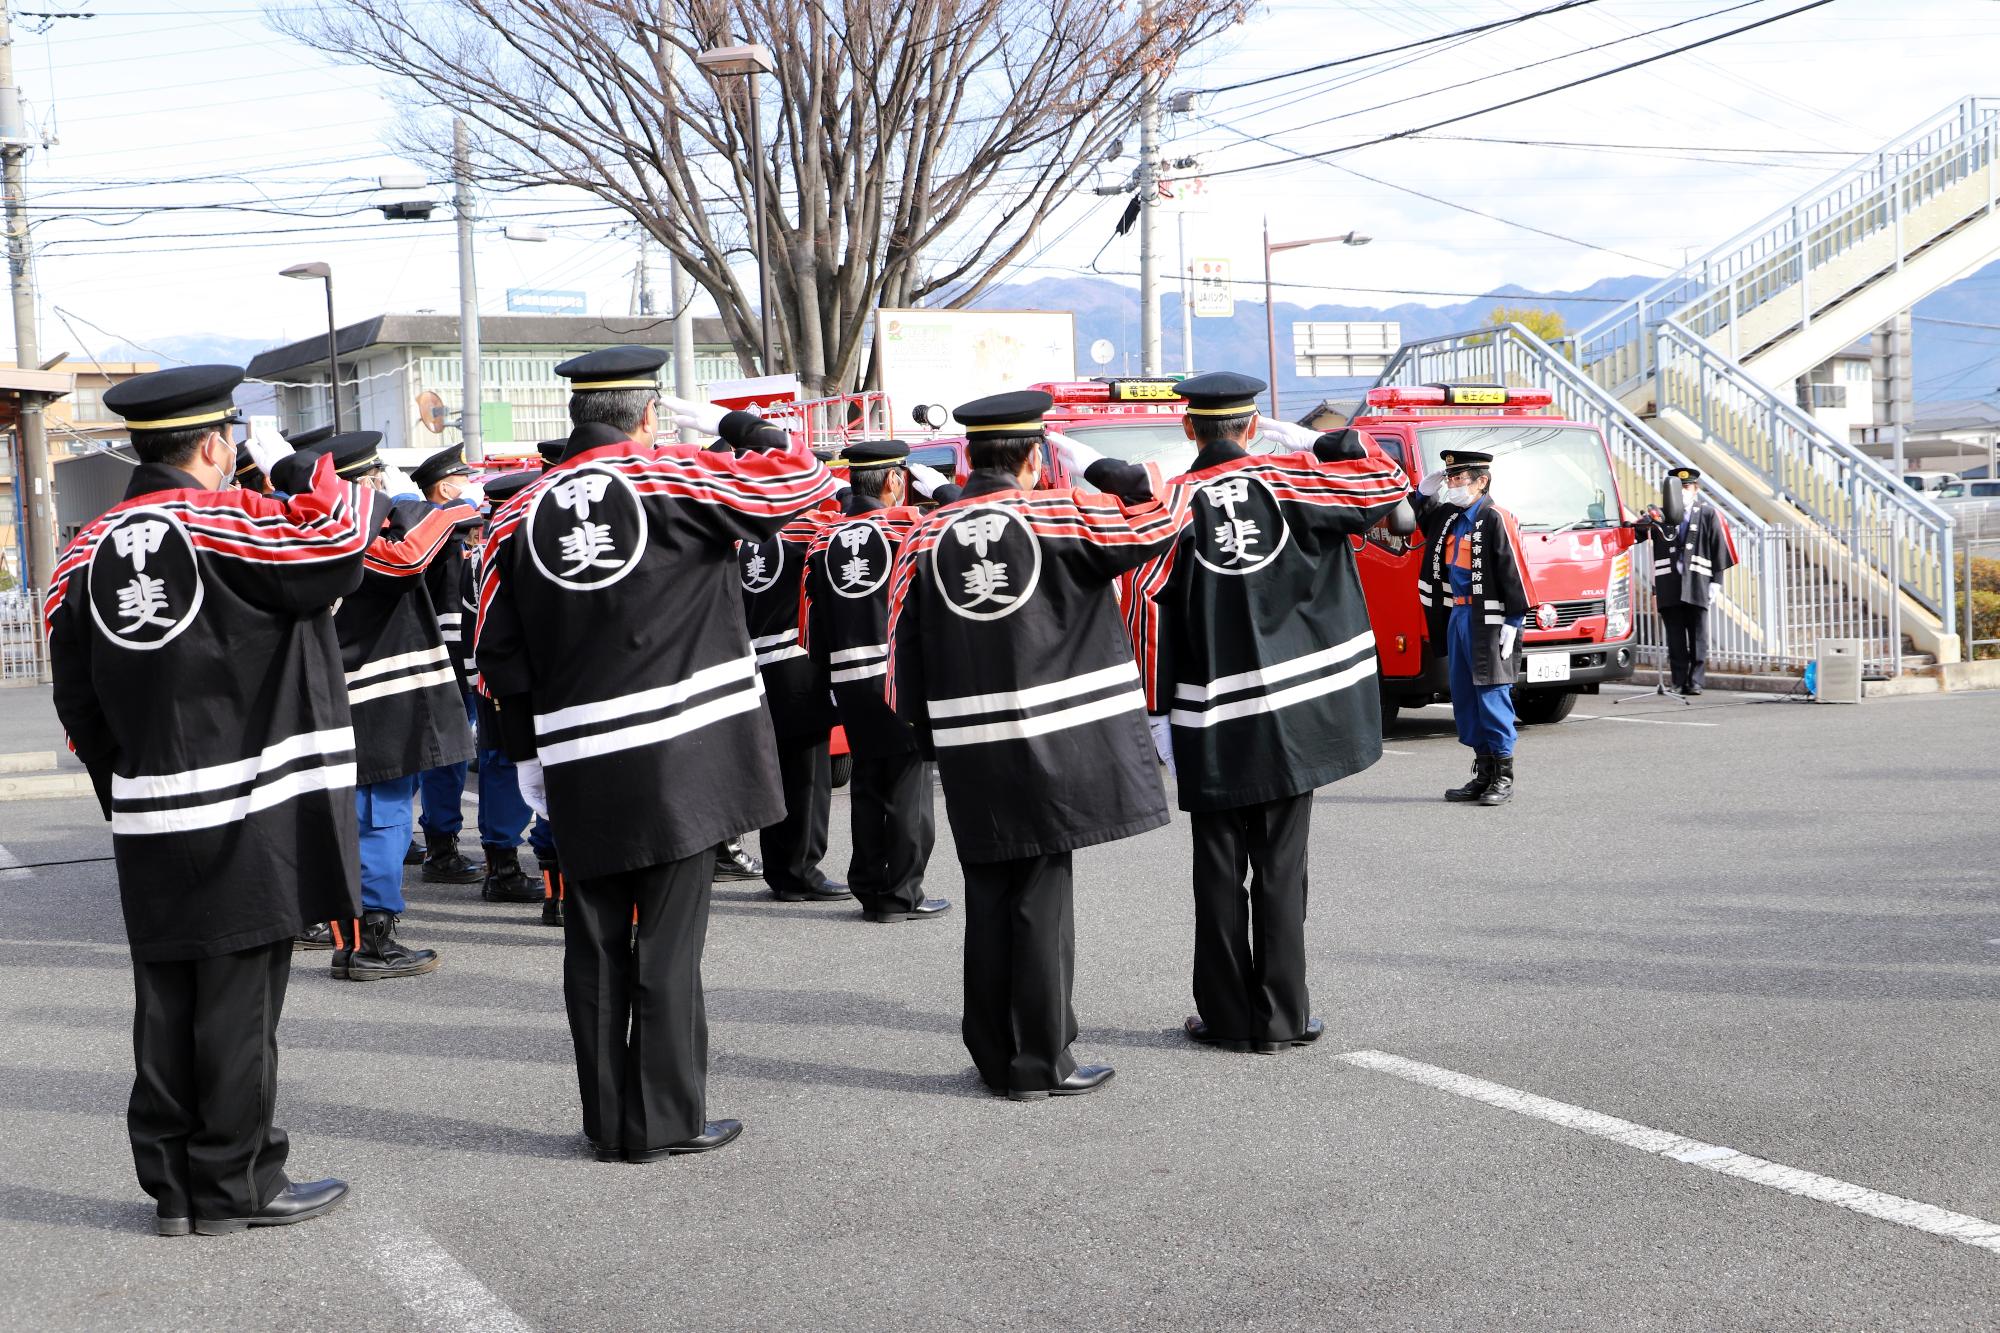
[1201,0,1839,181]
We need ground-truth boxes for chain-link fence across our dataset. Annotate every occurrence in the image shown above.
[1,587,48,686]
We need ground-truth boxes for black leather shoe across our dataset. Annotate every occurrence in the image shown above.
[421,830,482,884]
[480,843,541,903]
[586,1139,621,1164]
[627,1120,743,1161]
[192,1178,348,1235]
[1478,756,1515,807]
[863,897,951,923]
[772,879,852,903]
[1291,1017,1326,1045]
[402,840,425,866]
[714,840,763,881]
[293,922,334,951]
[1446,754,1494,802]
[343,911,441,981]
[1687,684,1704,696]
[156,1214,191,1237]
[1184,1015,1260,1053]
[1008,1065,1115,1101]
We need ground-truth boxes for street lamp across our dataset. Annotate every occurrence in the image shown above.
[280,261,342,431]
[697,41,778,375]
[1263,223,1371,422]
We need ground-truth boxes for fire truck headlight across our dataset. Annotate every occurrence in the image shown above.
[1607,608,1631,639]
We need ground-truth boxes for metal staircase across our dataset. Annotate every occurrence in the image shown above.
[1564,95,2000,661]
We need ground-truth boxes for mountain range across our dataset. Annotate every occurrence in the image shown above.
[89,259,2000,414]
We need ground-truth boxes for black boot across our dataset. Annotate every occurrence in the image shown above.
[539,851,565,928]
[403,840,425,866]
[344,911,440,981]
[1478,755,1515,806]
[714,839,763,881]
[1445,755,1494,802]
[421,829,482,884]
[481,843,541,903]
[293,922,334,951]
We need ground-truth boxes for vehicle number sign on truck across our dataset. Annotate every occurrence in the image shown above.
[1525,652,1571,684]
[1111,379,1181,402]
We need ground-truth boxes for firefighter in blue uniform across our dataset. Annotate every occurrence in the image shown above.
[1413,449,1535,807]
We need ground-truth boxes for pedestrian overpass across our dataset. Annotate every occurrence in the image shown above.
[1380,96,2000,675]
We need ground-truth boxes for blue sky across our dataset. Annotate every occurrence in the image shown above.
[14,0,2000,355]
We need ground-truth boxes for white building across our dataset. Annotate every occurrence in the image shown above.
[246,313,740,455]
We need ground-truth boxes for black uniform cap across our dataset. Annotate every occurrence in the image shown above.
[1440,449,1494,472]
[1174,370,1266,417]
[955,390,1053,439]
[554,345,667,392]
[103,364,243,432]
[323,431,385,478]
[481,469,538,506]
[1670,466,1701,482]
[536,438,567,467]
[835,439,912,466]
[285,423,335,449]
[233,442,265,483]
[411,444,472,491]
[268,443,329,495]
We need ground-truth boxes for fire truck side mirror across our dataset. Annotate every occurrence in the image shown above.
[1658,475,1686,529]
[1384,498,1418,537]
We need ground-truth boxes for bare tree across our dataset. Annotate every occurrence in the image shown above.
[274,0,1250,393]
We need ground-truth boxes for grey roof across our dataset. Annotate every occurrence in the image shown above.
[1912,398,2000,433]
[247,312,733,379]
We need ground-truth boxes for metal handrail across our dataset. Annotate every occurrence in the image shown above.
[1577,95,2000,394]
[1654,319,1956,634]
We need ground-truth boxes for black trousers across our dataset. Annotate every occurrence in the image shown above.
[848,752,936,913]
[961,853,1079,1094]
[564,854,713,1153]
[762,737,832,896]
[128,939,292,1222]
[1190,794,1312,1045]
[1662,603,1710,689]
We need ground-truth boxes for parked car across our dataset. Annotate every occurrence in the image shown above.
[1903,470,1959,493]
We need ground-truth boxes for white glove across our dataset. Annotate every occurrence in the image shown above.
[455,480,485,508]
[1710,583,1722,600]
[515,757,548,819]
[1257,419,1319,452]
[244,416,291,475]
[661,394,729,436]
[906,462,950,498]
[1418,469,1445,498]
[1045,430,1104,477]
[381,464,420,499]
[1148,715,1176,777]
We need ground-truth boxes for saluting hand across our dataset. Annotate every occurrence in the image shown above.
[906,462,951,498]
[661,394,729,437]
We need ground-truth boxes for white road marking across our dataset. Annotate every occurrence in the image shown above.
[0,842,26,881]
[1338,1049,2000,1256]
[1381,748,1415,756]
[365,1212,535,1331]
[1569,712,1719,728]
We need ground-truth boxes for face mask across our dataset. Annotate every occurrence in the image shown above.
[1439,484,1475,507]
[1683,486,1699,507]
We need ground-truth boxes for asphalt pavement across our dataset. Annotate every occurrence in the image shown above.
[0,683,1996,1330]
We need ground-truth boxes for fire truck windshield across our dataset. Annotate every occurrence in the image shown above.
[1418,424,1620,530]
[1063,420,1303,490]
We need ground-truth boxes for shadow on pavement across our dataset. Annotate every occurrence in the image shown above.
[0,1181,150,1236]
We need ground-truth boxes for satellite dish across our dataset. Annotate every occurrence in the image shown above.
[1089,339,1115,368]
[415,390,448,434]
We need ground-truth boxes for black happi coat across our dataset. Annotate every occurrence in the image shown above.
[1633,497,1737,610]
[1414,491,1536,687]
[46,459,372,961]
[336,497,476,786]
[1126,440,1410,812]
[424,522,479,694]
[474,432,837,880]
[739,505,837,743]
[803,493,923,759]
[887,470,1181,863]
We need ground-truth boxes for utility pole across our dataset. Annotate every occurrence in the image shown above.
[1136,0,1162,376]
[632,234,655,316]
[1178,212,1194,374]
[668,249,697,443]
[453,116,483,462]
[0,7,53,594]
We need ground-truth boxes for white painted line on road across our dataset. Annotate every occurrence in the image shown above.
[1570,712,1719,728]
[0,842,26,881]
[1338,1049,2000,1256]
[365,1212,535,1331]
[1381,748,1415,756]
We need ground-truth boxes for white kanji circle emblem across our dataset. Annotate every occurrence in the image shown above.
[87,506,204,651]
[525,464,647,591]
[1189,471,1290,576]
[739,533,785,593]
[827,520,891,600]
[930,503,1041,621]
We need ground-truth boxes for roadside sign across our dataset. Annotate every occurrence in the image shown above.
[1190,258,1234,318]
[1293,321,1400,377]
[1158,176,1211,214]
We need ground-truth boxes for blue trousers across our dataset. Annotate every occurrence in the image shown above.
[1446,607,1517,757]
[357,774,419,913]
[417,692,550,852]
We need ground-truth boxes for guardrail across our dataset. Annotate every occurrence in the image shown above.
[1654,320,1955,635]
[0,589,49,686]
[1577,96,2000,396]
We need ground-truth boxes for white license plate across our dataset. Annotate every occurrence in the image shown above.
[1525,652,1571,684]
